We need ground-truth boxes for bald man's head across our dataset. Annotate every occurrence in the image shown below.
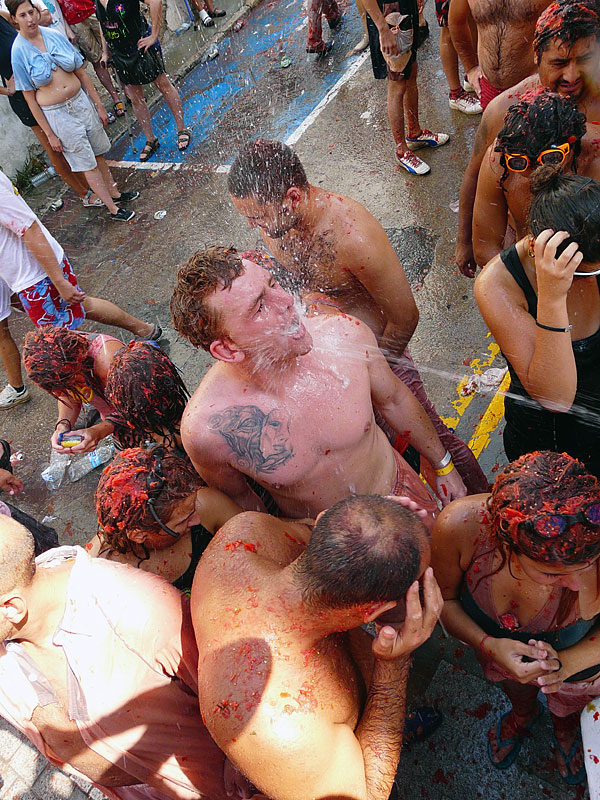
[0,517,35,596]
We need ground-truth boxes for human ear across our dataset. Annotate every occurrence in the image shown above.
[284,187,302,210]
[128,529,148,544]
[1,595,26,625]
[209,338,245,364]
[362,600,397,623]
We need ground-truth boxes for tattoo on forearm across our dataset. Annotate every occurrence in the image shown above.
[209,405,294,474]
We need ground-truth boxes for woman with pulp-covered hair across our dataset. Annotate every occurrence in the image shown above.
[432,451,600,785]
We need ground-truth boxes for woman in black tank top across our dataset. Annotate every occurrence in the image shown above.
[89,445,241,592]
[475,169,600,478]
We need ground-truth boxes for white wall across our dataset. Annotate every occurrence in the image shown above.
[0,94,36,179]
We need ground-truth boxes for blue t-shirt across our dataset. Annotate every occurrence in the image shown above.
[11,26,83,91]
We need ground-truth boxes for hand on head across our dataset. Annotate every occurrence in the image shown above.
[372,567,442,660]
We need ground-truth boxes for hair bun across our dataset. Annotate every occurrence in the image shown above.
[530,164,563,196]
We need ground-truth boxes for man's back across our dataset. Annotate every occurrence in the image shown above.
[193,513,367,800]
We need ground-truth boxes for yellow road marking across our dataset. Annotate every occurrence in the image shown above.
[468,370,512,459]
[440,334,500,430]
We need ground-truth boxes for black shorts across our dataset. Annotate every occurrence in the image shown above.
[8,90,37,127]
[435,0,450,26]
[366,0,418,81]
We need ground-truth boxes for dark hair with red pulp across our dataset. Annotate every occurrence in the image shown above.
[95,446,203,560]
[228,139,309,203]
[479,451,600,626]
[23,327,107,407]
[494,89,586,188]
[105,341,189,449]
[533,1,600,59]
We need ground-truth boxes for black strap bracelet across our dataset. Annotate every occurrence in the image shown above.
[54,418,72,431]
[535,320,573,333]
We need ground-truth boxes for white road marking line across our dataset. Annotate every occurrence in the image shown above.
[109,52,369,172]
[286,51,369,146]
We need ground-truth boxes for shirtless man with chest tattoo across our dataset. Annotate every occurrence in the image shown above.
[0,516,235,800]
[455,1,600,276]
[192,494,443,800]
[228,140,487,495]
[449,0,552,107]
[170,248,467,523]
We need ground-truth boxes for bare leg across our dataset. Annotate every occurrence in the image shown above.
[154,73,185,130]
[403,62,421,139]
[95,156,119,199]
[125,83,155,141]
[82,297,153,338]
[0,320,23,388]
[488,680,540,765]
[31,126,88,199]
[439,26,460,91]
[387,77,408,151]
[83,167,119,214]
[92,59,121,105]
[306,0,325,49]
[349,0,369,52]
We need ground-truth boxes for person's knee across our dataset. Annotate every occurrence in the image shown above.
[388,77,407,98]
[0,320,11,342]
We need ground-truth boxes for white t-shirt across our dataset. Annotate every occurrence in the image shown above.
[0,171,64,293]
[0,0,69,39]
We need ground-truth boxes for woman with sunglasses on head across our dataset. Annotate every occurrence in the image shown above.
[474,165,600,478]
[91,446,241,590]
[431,451,600,786]
[471,88,597,269]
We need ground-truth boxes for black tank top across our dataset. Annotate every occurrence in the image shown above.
[500,244,600,477]
[171,524,212,594]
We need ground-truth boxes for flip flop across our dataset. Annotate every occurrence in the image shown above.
[177,128,192,151]
[113,100,126,117]
[553,727,586,785]
[404,707,443,743]
[487,702,543,770]
[107,110,116,124]
[0,440,12,474]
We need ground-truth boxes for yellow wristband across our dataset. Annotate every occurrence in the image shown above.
[435,461,455,477]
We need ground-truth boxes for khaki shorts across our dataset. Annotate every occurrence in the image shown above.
[71,14,103,64]
[42,88,110,172]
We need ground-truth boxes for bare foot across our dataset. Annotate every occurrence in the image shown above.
[488,707,538,765]
[553,715,584,781]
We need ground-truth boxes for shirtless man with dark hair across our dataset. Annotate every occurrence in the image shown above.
[455,0,600,276]
[228,139,487,495]
[449,0,552,107]
[171,250,467,522]
[193,494,443,800]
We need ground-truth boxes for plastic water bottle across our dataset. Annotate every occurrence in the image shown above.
[41,450,72,492]
[67,442,115,482]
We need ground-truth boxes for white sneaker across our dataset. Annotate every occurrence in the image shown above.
[396,148,430,175]
[0,384,30,409]
[463,76,475,93]
[449,91,482,114]
[406,129,450,151]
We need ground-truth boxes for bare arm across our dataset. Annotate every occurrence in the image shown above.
[340,211,419,356]
[22,89,58,143]
[360,0,398,56]
[22,221,86,303]
[35,2,52,25]
[138,0,161,48]
[366,328,466,503]
[472,148,508,267]
[448,0,480,94]
[182,424,267,512]
[455,106,499,277]
[74,65,108,125]
[474,232,580,411]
